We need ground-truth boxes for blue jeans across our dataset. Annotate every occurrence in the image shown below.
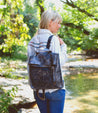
[34,89,66,113]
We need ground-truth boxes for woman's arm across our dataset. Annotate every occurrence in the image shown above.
[49,36,67,66]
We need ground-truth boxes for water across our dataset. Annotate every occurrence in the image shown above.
[64,72,98,113]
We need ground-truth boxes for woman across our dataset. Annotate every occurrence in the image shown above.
[27,9,67,113]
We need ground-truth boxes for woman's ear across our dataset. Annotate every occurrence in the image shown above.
[48,20,53,32]
[49,20,53,27]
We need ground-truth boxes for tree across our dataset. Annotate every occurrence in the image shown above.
[0,0,30,55]
[0,0,98,57]
[61,0,98,21]
[59,0,98,55]
[35,0,45,16]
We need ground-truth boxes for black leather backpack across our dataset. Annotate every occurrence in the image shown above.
[28,35,63,100]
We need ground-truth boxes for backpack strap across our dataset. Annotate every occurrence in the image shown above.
[46,35,54,49]
[36,89,45,100]
[36,35,53,101]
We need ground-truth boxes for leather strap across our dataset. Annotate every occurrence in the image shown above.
[36,89,45,100]
[36,35,53,101]
[46,35,54,49]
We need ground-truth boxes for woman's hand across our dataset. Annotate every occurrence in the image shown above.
[58,36,64,45]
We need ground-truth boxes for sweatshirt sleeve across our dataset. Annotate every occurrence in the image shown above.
[27,40,35,61]
[49,36,67,66]
[60,43,67,65]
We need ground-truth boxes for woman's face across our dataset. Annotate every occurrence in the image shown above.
[49,20,61,33]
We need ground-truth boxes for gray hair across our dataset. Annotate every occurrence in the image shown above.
[39,9,62,29]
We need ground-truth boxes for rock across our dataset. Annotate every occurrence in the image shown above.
[0,77,40,113]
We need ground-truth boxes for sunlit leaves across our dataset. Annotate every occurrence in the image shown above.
[59,0,98,53]
[0,0,31,54]
[0,0,98,55]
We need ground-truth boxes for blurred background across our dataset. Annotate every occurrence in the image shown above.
[0,0,98,113]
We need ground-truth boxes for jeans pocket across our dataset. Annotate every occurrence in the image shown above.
[51,89,66,101]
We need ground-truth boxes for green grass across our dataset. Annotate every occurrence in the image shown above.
[0,57,28,79]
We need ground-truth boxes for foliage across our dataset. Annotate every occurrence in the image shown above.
[0,0,98,56]
[0,0,30,55]
[22,0,39,37]
[10,45,27,61]
[59,0,98,53]
[0,86,18,113]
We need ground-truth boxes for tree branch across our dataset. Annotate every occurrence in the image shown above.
[61,0,98,21]
[36,0,44,16]
[62,21,90,35]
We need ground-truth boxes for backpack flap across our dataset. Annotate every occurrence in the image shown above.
[29,51,52,66]
[29,54,40,65]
